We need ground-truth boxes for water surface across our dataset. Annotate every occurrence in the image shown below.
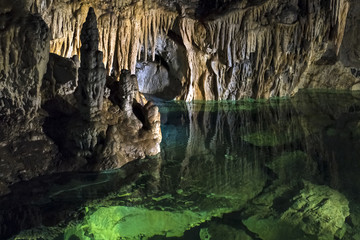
[2,90,360,240]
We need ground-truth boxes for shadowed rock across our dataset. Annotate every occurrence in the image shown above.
[76,7,106,120]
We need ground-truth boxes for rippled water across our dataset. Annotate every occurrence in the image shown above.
[2,90,360,240]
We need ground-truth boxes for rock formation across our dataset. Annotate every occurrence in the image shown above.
[44,7,162,170]
[0,4,162,193]
[76,7,106,120]
[0,1,58,195]
[29,0,359,100]
[0,1,49,119]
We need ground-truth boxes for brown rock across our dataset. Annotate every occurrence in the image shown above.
[30,0,356,100]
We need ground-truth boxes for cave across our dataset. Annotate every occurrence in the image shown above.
[1,0,360,239]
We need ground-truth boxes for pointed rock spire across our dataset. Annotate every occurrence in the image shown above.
[76,7,106,120]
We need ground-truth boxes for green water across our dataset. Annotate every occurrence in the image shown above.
[3,90,360,240]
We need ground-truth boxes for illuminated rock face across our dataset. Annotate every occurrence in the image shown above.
[30,0,359,100]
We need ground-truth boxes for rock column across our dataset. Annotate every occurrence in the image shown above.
[76,7,106,120]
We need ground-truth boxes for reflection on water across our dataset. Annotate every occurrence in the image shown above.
[2,90,360,240]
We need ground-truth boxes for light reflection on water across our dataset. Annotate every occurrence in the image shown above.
[2,90,360,240]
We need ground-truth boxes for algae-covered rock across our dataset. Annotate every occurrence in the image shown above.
[63,206,221,239]
[243,181,349,240]
[243,216,314,240]
[281,181,350,240]
[267,151,316,183]
[202,223,253,240]
[242,122,303,147]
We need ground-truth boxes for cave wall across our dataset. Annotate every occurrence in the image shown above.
[340,0,360,69]
[30,0,358,100]
[0,1,50,119]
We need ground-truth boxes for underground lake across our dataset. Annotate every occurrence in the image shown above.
[1,90,360,240]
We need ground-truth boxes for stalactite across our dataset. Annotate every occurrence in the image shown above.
[32,0,177,77]
[107,14,119,74]
[144,15,148,62]
[334,0,349,54]
[30,0,351,101]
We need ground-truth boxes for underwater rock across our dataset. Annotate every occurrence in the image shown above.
[201,223,253,240]
[241,122,303,147]
[243,181,350,240]
[63,206,214,239]
[243,216,310,240]
[281,181,349,239]
[267,151,316,183]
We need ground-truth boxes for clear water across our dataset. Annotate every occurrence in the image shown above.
[2,90,360,240]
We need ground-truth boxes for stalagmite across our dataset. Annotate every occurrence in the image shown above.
[76,7,106,120]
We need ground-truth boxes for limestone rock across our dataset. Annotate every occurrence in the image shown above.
[76,7,106,120]
[0,3,49,120]
[30,0,356,100]
[42,8,162,171]
[0,1,61,190]
[42,53,78,102]
[136,62,171,96]
[0,5,162,193]
[281,181,350,239]
[136,35,187,100]
[243,181,350,240]
[340,0,360,69]
[118,70,138,114]
[278,4,298,25]
[201,223,253,240]
[293,61,358,92]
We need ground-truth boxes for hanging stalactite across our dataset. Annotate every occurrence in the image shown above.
[30,0,352,100]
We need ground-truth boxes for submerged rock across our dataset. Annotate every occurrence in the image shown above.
[64,206,213,239]
[267,151,316,183]
[201,223,253,240]
[243,181,350,240]
[282,181,349,239]
[242,121,303,147]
